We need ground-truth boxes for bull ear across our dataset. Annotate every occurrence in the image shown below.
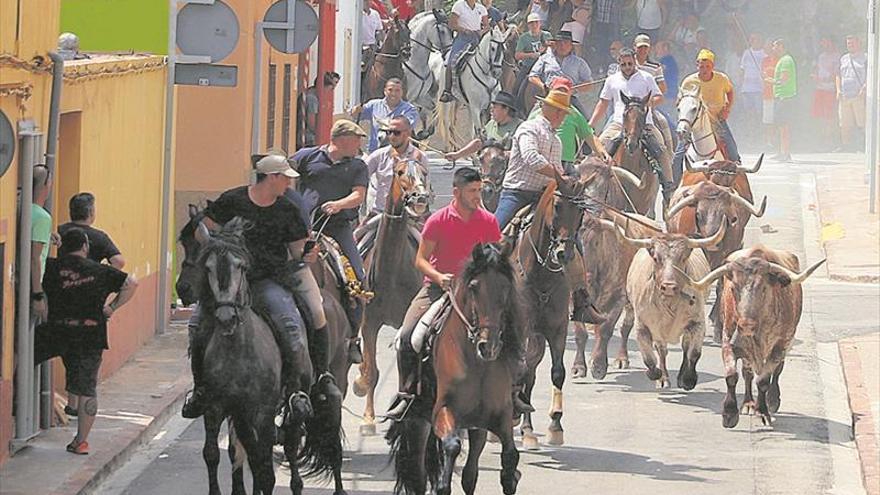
[195,221,211,245]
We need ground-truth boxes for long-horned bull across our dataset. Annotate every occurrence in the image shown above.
[665,180,768,343]
[682,154,763,199]
[684,246,825,427]
[622,219,727,389]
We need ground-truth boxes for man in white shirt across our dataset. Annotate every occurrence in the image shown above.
[361,4,385,79]
[440,0,489,102]
[739,33,766,144]
[364,115,429,214]
[589,48,674,202]
[836,35,868,151]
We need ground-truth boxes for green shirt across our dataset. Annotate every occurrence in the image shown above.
[515,31,551,54]
[528,105,594,162]
[773,54,797,99]
[484,117,522,142]
[31,203,52,274]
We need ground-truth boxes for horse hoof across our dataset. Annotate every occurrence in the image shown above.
[547,429,564,446]
[759,412,773,427]
[352,376,369,397]
[487,432,500,443]
[768,388,781,414]
[646,367,662,381]
[655,378,669,389]
[590,360,609,381]
[615,357,630,369]
[571,364,587,379]
[359,422,377,437]
[741,400,757,415]
[521,433,539,451]
[722,412,740,429]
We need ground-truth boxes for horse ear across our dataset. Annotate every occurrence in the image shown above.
[619,91,630,105]
[195,221,211,245]
[471,242,487,262]
[188,204,198,219]
[641,93,651,105]
[500,239,514,259]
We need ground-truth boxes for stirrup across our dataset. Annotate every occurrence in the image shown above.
[383,393,415,422]
[347,337,364,364]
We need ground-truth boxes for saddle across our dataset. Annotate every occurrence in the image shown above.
[454,44,478,74]
[394,294,453,355]
[318,234,374,303]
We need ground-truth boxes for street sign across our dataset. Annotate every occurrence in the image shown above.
[177,0,239,62]
[262,0,319,54]
[0,110,13,177]
[174,63,238,87]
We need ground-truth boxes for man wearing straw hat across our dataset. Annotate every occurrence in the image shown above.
[494,87,570,230]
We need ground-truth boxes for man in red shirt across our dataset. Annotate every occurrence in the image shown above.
[386,167,533,420]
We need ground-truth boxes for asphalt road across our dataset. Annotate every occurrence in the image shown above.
[95,153,877,495]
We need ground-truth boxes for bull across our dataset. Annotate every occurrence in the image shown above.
[666,180,767,343]
[680,154,764,201]
[622,220,726,389]
[686,246,825,427]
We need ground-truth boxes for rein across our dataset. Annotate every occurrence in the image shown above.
[678,93,722,159]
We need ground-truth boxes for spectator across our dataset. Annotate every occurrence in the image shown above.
[812,37,839,150]
[655,39,679,116]
[671,14,700,57]
[361,2,384,49]
[739,33,767,148]
[836,35,867,152]
[515,13,551,67]
[35,227,138,454]
[301,72,340,148]
[761,39,779,151]
[634,0,666,42]
[593,0,623,70]
[768,38,797,161]
[30,164,52,323]
[606,39,624,76]
[355,78,420,152]
[530,0,550,25]
[59,193,125,269]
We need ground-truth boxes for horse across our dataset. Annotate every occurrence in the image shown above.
[362,14,412,103]
[676,86,728,164]
[352,157,431,436]
[510,172,590,449]
[190,218,281,495]
[177,209,348,495]
[499,24,520,95]
[404,10,453,131]
[436,25,515,149]
[615,92,661,216]
[386,243,526,495]
[477,138,511,212]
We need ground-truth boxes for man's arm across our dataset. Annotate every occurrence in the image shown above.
[722,89,735,120]
[589,98,610,129]
[449,13,460,32]
[414,238,452,288]
[445,138,483,161]
[322,186,367,214]
[104,275,138,317]
[516,128,560,177]
[30,242,47,321]
[108,254,126,270]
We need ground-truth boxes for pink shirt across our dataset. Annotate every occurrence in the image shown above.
[422,202,502,284]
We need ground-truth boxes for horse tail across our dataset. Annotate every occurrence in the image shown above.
[227,418,247,471]
[386,418,442,495]
[297,374,345,480]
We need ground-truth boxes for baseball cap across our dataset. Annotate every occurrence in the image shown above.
[527,13,542,23]
[696,48,715,62]
[331,119,368,138]
[634,34,651,47]
[255,154,299,177]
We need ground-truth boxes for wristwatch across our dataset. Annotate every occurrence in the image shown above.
[31,292,45,301]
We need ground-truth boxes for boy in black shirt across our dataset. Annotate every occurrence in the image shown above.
[58,192,125,269]
[36,228,138,454]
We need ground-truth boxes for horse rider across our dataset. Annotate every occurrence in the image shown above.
[634,33,676,157]
[443,91,523,161]
[589,47,676,203]
[513,13,551,94]
[364,115,430,216]
[292,120,371,365]
[439,0,490,103]
[527,30,593,116]
[354,78,420,153]
[672,48,741,178]
[494,87,569,230]
[385,166,534,420]
[529,76,612,171]
[361,2,386,78]
[182,153,334,419]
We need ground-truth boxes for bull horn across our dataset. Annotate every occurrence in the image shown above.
[620,229,653,249]
[665,192,698,220]
[611,166,642,188]
[684,156,710,174]
[686,216,727,249]
[195,221,211,245]
[689,264,732,291]
[730,190,767,217]
[737,153,764,174]
[768,258,827,284]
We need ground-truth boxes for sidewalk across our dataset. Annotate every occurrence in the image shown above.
[840,333,880,495]
[0,323,191,495]
[811,153,880,283]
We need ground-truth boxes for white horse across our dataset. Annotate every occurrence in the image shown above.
[404,11,453,131]
[437,24,516,148]
[676,86,727,164]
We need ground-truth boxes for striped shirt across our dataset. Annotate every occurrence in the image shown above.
[638,59,665,85]
[503,117,562,192]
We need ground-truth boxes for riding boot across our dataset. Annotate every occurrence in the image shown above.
[571,288,607,325]
[511,352,534,418]
[605,134,624,158]
[385,345,420,421]
[308,325,332,378]
[345,303,364,364]
[181,332,208,419]
[439,67,455,103]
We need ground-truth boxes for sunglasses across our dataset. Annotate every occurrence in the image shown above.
[385,129,405,136]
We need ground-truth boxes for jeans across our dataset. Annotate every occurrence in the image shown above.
[494,188,543,231]
[446,33,480,67]
[396,284,445,394]
[324,220,365,281]
[672,118,741,183]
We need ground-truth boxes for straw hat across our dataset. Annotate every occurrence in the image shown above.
[536,88,571,112]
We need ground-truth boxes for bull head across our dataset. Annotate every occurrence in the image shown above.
[666,183,765,253]
[685,154,764,176]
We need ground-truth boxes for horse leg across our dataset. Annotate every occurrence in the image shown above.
[571,321,588,379]
[493,416,521,495]
[237,415,276,495]
[202,411,223,495]
[520,337,544,450]
[284,421,305,495]
[616,301,635,369]
[636,323,662,385]
[461,428,487,495]
[226,422,246,495]
[434,407,462,495]
[354,318,380,436]
[547,326,567,446]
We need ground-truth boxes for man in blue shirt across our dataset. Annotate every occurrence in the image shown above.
[354,78,420,152]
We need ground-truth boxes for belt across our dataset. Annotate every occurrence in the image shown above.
[54,318,100,327]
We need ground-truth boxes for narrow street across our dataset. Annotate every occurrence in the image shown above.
[93,153,879,495]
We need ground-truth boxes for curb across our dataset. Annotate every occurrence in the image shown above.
[839,340,880,495]
[48,374,192,495]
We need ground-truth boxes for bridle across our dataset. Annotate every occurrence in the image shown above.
[524,191,588,273]
[461,29,508,105]
[447,277,505,346]
[677,92,721,159]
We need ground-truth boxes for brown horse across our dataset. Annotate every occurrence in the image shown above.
[387,243,526,495]
[615,92,660,216]
[500,23,520,95]
[353,157,430,435]
[477,140,510,212]
[511,173,589,449]
[362,15,412,102]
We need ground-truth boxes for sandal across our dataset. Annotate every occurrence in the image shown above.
[66,439,89,455]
